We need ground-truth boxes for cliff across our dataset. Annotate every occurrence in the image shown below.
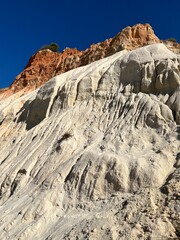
[7,23,161,95]
[0,42,179,239]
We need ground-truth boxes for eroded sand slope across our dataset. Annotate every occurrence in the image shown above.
[0,44,179,239]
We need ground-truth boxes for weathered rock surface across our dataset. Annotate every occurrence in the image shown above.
[9,48,80,93]
[0,44,180,239]
[3,23,160,96]
[163,39,180,54]
[2,23,180,101]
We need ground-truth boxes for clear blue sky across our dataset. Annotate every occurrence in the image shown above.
[0,0,179,88]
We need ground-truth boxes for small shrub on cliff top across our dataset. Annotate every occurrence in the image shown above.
[39,42,59,52]
[166,38,177,43]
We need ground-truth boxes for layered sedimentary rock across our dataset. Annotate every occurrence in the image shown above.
[8,23,160,94]
[0,43,179,239]
[3,23,180,101]
[10,48,80,93]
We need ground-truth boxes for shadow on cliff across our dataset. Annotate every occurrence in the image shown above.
[177,125,180,140]
[15,98,49,130]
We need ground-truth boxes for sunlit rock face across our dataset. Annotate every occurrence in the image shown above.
[2,23,180,100]
[0,43,180,239]
[0,23,159,97]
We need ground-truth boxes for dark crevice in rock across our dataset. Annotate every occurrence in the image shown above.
[174,152,180,168]
[18,169,27,175]
[0,118,4,126]
[176,126,180,140]
[160,169,176,195]
[54,133,72,152]
[10,169,27,197]
[10,181,18,197]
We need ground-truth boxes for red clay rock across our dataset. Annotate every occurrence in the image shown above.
[1,23,175,99]
[10,48,80,93]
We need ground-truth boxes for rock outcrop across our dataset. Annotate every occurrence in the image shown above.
[7,23,160,95]
[10,48,80,93]
[0,43,180,239]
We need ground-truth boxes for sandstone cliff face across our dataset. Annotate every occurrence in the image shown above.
[10,48,80,93]
[2,23,180,100]
[8,23,160,94]
[0,44,180,239]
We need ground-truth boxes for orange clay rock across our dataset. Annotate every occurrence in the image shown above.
[0,23,162,98]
